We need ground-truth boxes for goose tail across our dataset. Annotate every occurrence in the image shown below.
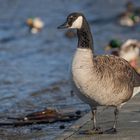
[133,86,140,97]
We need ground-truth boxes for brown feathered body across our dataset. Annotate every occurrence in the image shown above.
[72,48,140,107]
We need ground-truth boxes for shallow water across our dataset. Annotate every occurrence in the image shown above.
[0,0,140,139]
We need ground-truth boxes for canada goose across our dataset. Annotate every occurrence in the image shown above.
[105,39,140,68]
[26,17,44,34]
[58,12,140,134]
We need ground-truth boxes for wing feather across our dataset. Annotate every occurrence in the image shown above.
[94,55,139,87]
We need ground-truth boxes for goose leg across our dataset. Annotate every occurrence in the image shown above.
[79,107,102,135]
[104,107,118,134]
[113,107,119,130]
[91,108,97,130]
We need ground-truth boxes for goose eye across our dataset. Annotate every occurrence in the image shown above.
[73,16,77,19]
[68,17,73,21]
[69,15,77,20]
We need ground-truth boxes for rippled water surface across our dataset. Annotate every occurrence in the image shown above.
[0,0,140,139]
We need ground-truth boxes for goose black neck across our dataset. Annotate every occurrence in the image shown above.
[77,18,93,50]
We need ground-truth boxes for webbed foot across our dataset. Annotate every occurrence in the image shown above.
[79,127,103,135]
[104,127,117,134]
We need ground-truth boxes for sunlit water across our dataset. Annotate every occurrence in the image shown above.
[0,0,140,139]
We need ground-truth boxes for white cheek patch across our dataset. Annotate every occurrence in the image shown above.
[70,16,83,29]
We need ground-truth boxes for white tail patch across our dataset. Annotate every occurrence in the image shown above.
[120,87,140,108]
[70,16,83,29]
[133,86,140,97]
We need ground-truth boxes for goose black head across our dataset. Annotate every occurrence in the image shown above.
[57,12,84,29]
